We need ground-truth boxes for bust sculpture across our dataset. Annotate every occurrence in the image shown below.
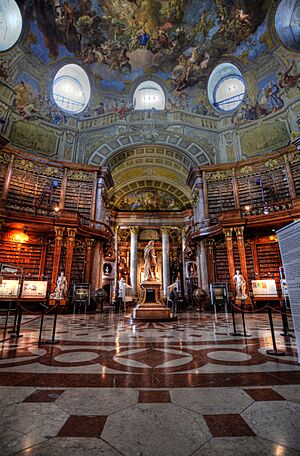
[143,240,157,281]
[233,269,247,299]
[50,271,68,300]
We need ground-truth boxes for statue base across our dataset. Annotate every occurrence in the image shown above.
[132,281,173,321]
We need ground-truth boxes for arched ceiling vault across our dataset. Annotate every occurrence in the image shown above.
[104,145,194,211]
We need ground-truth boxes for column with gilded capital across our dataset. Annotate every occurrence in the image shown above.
[161,227,171,296]
[129,227,139,294]
[234,226,249,288]
[223,228,235,291]
[65,228,76,289]
[51,227,65,292]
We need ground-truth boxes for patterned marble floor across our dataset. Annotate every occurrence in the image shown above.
[0,310,299,455]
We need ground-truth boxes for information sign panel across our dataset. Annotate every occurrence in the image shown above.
[21,281,48,299]
[277,220,300,363]
[0,280,20,299]
[251,279,278,298]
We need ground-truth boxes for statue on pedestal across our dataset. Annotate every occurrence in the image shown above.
[143,240,157,281]
[233,269,247,299]
[50,272,68,300]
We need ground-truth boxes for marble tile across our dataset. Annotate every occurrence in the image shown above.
[56,388,139,415]
[138,390,171,403]
[58,415,107,437]
[102,403,211,456]
[16,437,122,455]
[194,436,299,456]
[54,351,100,363]
[170,387,253,414]
[244,388,286,401]
[0,403,69,455]
[0,386,35,406]
[242,401,300,450]
[23,389,65,402]
[206,350,252,362]
[203,414,256,437]
[272,385,300,403]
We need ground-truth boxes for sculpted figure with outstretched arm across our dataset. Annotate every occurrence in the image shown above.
[144,241,157,281]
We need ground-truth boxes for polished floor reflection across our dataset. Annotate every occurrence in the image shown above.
[0,311,299,455]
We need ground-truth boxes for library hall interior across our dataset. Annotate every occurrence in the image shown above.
[0,0,300,455]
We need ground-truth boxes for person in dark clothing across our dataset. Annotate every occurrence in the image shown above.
[169,287,179,314]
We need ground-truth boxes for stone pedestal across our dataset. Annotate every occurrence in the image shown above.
[132,280,172,321]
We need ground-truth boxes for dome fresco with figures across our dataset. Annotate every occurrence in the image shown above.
[0,0,299,175]
[18,0,271,98]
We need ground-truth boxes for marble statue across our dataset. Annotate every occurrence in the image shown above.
[50,271,68,300]
[233,269,247,299]
[143,240,157,281]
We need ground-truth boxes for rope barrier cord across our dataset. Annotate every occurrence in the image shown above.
[0,303,59,332]
[231,302,293,320]
[231,302,269,313]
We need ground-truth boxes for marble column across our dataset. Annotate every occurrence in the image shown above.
[195,177,206,225]
[95,176,105,223]
[65,228,76,290]
[84,238,94,283]
[0,154,14,208]
[181,228,187,296]
[235,226,249,289]
[51,226,65,292]
[199,240,209,292]
[205,239,215,286]
[161,227,171,296]
[129,226,139,295]
[223,228,235,291]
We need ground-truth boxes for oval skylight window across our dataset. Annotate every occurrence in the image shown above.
[0,0,23,52]
[275,0,300,51]
[207,63,246,113]
[52,64,91,114]
[133,81,165,110]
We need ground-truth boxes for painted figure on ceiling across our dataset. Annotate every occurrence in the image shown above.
[278,61,300,90]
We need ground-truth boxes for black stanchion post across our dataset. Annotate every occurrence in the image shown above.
[40,302,60,345]
[280,306,294,338]
[38,309,45,345]
[3,305,10,338]
[266,307,286,356]
[11,304,23,339]
[241,299,252,338]
[8,303,18,334]
[230,301,243,337]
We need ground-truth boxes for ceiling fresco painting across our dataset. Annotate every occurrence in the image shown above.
[21,0,270,95]
[113,188,183,211]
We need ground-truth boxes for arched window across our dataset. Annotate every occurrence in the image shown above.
[207,63,246,113]
[133,81,165,110]
[52,64,91,114]
[275,0,300,51]
[0,0,22,52]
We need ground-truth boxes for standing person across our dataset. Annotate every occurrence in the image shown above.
[170,287,179,314]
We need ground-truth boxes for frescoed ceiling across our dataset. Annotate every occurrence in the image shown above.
[20,0,270,95]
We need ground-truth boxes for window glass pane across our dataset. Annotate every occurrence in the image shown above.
[0,0,22,52]
[52,64,91,114]
[134,81,165,110]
